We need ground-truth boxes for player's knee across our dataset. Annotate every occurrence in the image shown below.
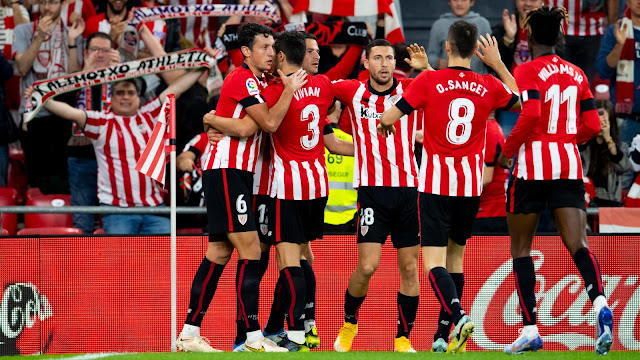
[358,262,379,278]
[206,245,232,265]
[399,261,418,280]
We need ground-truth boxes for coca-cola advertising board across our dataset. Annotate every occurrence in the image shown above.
[0,235,638,354]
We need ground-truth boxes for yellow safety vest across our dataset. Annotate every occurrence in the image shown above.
[324,128,357,225]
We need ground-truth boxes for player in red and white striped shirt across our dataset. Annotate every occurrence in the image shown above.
[38,71,204,230]
[497,7,612,354]
[379,22,520,353]
[331,39,430,354]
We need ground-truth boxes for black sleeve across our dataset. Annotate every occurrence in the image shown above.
[500,93,520,111]
[485,143,502,166]
[239,95,265,109]
[187,146,201,159]
[580,98,596,113]
[323,124,334,135]
[396,98,415,115]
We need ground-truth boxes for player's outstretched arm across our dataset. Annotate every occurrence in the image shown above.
[246,69,308,133]
[377,105,404,137]
[25,86,87,128]
[476,34,521,110]
[405,43,433,71]
[324,132,354,156]
[203,110,260,138]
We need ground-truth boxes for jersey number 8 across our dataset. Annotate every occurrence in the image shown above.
[447,98,475,145]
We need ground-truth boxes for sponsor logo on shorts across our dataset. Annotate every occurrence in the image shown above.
[238,214,248,225]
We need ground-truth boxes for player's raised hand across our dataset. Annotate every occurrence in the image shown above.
[405,43,430,71]
[279,68,308,92]
[476,34,503,70]
[376,122,396,138]
[498,152,513,169]
[207,127,224,145]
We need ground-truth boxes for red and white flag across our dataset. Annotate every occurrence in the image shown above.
[599,207,640,232]
[135,94,176,185]
[625,174,640,208]
[384,1,404,44]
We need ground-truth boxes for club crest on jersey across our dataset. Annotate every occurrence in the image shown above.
[260,224,268,235]
[238,214,248,225]
[360,225,369,236]
[246,78,260,96]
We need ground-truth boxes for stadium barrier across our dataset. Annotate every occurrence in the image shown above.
[0,235,637,355]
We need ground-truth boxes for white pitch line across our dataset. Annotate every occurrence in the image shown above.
[42,353,129,360]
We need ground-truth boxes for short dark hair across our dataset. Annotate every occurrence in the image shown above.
[113,79,141,96]
[447,20,478,59]
[366,38,394,59]
[85,32,113,50]
[300,31,317,41]
[393,42,411,72]
[274,31,306,66]
[238,23,274,50]
[524,6,567,46]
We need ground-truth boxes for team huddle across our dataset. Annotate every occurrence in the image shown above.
[175,6,614,355]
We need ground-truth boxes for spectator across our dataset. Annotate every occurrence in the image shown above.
[14,0,80,193]
[427,0,491,74]
[580,100,631,206]
[0,53,15,187]
[66,32,120,234]
[549,0,618,84]
[83,0,140,51]
[34,69,205,234]
[0,0,29,119]
[493,0,546,73]
[596,0,640,187]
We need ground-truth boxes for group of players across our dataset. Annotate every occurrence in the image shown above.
[175,6,615,355]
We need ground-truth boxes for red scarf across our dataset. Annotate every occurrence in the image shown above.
[616,17,635,114]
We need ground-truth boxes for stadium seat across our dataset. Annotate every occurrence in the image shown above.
[17,227,83,235]
[1,228,8,236]
[8,146,27,204]
[0,187,18,235]
[25,194,73,228]
[26,187,43,203]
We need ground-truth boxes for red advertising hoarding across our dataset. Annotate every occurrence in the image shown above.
[1,235,638,354]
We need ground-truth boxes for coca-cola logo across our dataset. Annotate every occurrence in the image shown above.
[0,283,53,355]
[471,251,640,350]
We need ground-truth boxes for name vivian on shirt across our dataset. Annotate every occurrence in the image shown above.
[293,86,320,101]
[435,80,488,97]
[538,63,584,84]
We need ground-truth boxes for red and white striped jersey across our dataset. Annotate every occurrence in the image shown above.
[83,13,167,49]
[0,5,29,59]
[60,0,96,27]
[503,54,600,181]
[83,98,165,207]
[169,0,211,48]
[548,0,605,36]
[203,63,267,172]
[333,78,419,188]
[262,75,334,200]
[252,137,272,196]
[399,67,519,197]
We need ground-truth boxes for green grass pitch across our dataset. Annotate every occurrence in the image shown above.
[10,352,640,360]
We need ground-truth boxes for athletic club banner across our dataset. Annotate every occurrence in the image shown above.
[221,21,371,51]
[1,235,638,355]
[131,3,279,25]
[22,48,213,124]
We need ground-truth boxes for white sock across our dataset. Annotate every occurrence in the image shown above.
[304,320,315,333]
[593,295,608,315]
[523,325,539,338]
[288,330,306,345]
[180,324,200,339]
[246,330,263,344]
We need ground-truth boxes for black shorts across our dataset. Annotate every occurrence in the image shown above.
[254,194,273,244]
[506,178,586,214]
[357,187,420,249]
[419,192,480,247]
[204,168,256,240]
[268,197,327,245]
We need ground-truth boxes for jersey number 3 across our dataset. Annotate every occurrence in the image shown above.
[447,98,475,145]
[301,104,320,150]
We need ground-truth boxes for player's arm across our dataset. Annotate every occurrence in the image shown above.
[246,69,308,133]
[483,165,494,186]
[576,97,601,144]
[475,34,521,110]
[377,105,405,137]
[324,125,354,156]
[177,150,197,172]
[203,110,259,138]
[404,43,434,71]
